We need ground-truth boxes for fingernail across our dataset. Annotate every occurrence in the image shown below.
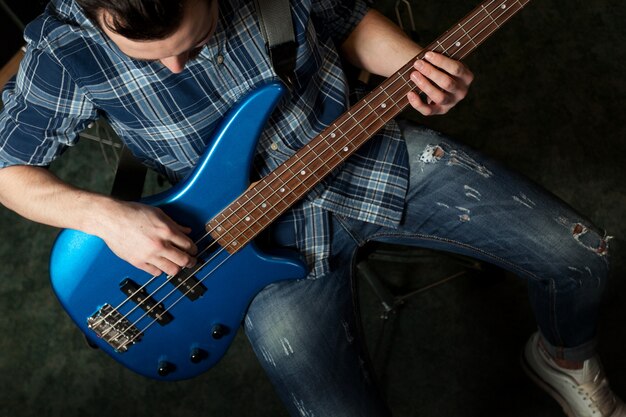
[425,52,434,60]
[415,60,424,70]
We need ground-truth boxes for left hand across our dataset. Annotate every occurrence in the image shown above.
[407,51,474,116]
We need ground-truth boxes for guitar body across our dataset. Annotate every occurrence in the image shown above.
[49,82,308,381]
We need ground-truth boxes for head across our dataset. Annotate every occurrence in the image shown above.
[77,0,218,73]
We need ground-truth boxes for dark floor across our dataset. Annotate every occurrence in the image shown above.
[1,0,625,416]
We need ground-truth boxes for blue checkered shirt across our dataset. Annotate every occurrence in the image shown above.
[0,0,409,277]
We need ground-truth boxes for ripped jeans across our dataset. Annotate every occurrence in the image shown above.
[243,122,611,417]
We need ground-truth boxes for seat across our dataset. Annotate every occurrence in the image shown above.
[355,241,494,379]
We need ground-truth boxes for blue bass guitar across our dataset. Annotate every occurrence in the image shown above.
[50,83,309,380]
[49,0,528,380]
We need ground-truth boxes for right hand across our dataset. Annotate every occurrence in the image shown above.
[0,166,195,277]
[97,200,198,277]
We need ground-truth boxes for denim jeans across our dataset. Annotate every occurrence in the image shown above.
[243,122,610,417]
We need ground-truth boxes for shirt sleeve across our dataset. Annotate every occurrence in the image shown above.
[310,0,370,45]
[0,46,98,169]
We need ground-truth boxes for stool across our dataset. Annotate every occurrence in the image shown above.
[356,242,488,378]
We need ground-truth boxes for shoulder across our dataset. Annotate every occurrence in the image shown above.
[23,0,120,77]
[25,0,97,53]
[22,0,125,88]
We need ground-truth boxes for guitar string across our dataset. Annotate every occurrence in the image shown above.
[122,0,531,350]
[181,0,521,264]
[97,0,521,347]
[97,0,514,344]
[100,0,517,345]
[196,0,528,252]
[187,0,514,259]
[94,0,502,330]
[119,0,523,344]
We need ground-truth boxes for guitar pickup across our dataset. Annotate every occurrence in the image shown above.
[170,265,207,301]
[119,278,173,325]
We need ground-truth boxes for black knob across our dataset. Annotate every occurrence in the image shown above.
[211,324,227,339]
[157,361,175,377]
[190,348,207,363]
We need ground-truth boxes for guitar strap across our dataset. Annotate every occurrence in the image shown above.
[110,0,297,200]
[254,0,297,89]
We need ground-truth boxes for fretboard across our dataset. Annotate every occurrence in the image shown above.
[208,0,531,253]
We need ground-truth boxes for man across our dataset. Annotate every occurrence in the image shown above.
[0,0,623,416]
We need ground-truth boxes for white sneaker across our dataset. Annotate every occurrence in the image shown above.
[522,332,626,417]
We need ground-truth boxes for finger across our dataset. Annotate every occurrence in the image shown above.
[163,244,197,268]
[424,52,473,83]
[137,247,195,277]
[158,215,197,255]
[414,59,458,97]
[138,262,164,277]
[406,90,435,116]
[175,222,193,234]
[152,256,185,277]
[410,70,448,106]
[169,230,198,256]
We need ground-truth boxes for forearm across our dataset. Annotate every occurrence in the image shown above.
[0,164,197,276]
[340,8,474,117]
[0,165,114,236]
[340,9,422,77]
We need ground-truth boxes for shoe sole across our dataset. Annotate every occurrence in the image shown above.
[521,351,580,417]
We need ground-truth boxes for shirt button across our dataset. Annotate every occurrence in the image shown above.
[216,55,224,64]
[270,143,279,151]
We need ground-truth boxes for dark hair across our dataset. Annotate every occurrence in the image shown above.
[76,0,189,40]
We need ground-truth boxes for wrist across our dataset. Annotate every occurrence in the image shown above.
[76,192,121,238]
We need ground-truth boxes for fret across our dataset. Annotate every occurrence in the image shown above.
[299,159,325,184]
[304,141,320,158]
[317,131,350,167]
[350,113,370,136]
[458,23,479,48]
[478,3,508,36]
[224,204,256,243]
[209,211,238,248]
[481,4,500,28]
[247,191,275,222]
[254,183,282,216]
[440,38,467,59]
[319,127,341,157]
[296,142,322,170]
[434,40,446,54]
[389,83,412,111]
[361,99,394,133]
[452,1,527,60]
[351,107,382,136]
[282,160,308,190]
[209,0,531,253]
[298,167,324,190]
[276,168,307,203]
[329,123,348,144]
[387,76,412,104]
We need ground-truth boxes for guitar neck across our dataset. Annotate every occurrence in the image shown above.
[209,0,531,252]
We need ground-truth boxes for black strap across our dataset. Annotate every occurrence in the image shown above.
[254,0,297,89]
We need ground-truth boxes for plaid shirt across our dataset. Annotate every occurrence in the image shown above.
[0,0,409,277]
